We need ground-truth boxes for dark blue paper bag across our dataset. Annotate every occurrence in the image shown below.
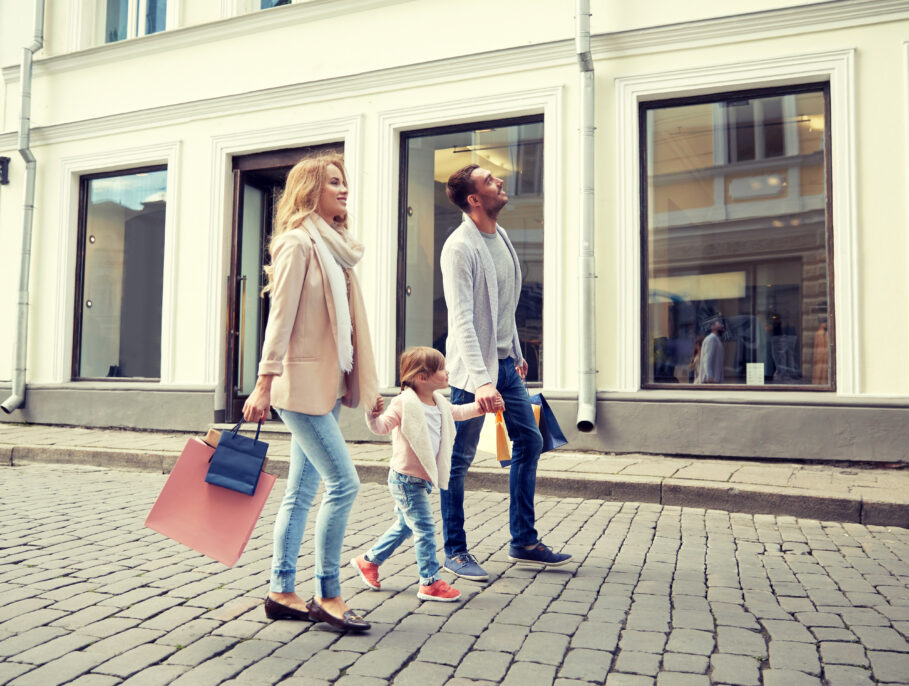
[205,421,268,495]
[529,393,567,453]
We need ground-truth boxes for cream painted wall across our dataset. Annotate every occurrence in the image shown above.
[1,1,908,399]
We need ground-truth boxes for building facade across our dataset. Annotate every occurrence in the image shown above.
[1,0,907,462]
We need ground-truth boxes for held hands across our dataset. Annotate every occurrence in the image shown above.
[475,383,505,414]
[369,395,385,417]
[516,359,528,381]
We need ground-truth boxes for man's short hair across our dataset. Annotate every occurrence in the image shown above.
[446,164,480,212]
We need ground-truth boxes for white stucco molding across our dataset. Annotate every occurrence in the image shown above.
[55,141,182,384]
[373,86,563,389]
[205,117,363,396]
[615,49,859,395]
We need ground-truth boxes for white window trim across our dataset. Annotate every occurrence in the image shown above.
[615,49,858,395]
[67,0,181,52]
[205,117,363,405]
[56,142,182,384]
[373,86,563,389]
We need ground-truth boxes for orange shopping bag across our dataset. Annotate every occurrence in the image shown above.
[145,437,276,566]
[495,405,541,468]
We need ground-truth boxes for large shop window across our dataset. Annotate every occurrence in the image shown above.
[73,167,167,380]
[103,0,166,43]
[398,117,544,383]
[641,85,833,389]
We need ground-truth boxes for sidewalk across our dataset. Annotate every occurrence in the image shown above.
[1,422,906,528]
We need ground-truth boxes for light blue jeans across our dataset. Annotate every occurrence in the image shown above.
[271,402,359,598]
[365,470,440,586]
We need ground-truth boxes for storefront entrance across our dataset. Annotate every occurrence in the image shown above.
[224,144,342,422]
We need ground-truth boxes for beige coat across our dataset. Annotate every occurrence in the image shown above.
[258,227,378,415]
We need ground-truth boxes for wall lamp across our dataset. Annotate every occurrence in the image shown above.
[0,157,9,185]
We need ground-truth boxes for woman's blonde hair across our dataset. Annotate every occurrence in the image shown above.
[400,346,445,391]
[262,152,348,294]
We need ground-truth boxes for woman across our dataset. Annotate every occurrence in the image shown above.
[243,153,378,632]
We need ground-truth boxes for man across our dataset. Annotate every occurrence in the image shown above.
[438,164,571,581]
[696,319,725,384]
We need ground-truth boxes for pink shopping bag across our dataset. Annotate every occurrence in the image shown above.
[145,437,276,566]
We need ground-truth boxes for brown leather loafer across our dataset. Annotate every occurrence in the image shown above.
[306,597,370,632]
[264,596,311,621]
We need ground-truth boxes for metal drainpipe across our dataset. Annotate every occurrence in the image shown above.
[2,0,45,415]
[576,0,597,432]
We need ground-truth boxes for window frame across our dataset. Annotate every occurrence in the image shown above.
[72,163,169,382]
[638,82,835,391]
[396,114,545,387]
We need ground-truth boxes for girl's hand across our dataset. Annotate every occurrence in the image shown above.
[369,395,385,416]
[487,396,505,413]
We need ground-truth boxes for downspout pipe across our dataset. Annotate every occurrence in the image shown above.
[576,0,597,432]
[2,0,45,415]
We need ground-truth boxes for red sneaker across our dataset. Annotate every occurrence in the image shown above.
[350,555,380,590]
[417,579,461,602]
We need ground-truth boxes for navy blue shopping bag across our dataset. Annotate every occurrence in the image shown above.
[204,421,268,495]
[529,393,568,453]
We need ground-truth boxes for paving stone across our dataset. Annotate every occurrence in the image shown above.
[453,650,512,682]
[851,625,909,652]
[416,632,475,666]
[344,647,415,679]
[287,650,359,682]
[819,641,869,666]
[532,612,584,635]
[605,674,654,686]
[474,624,528,653]
[811,627,856,642]
[760,619,815,643]
[613,650,660,676]
[655,673,708,686]
[794,611,844,627]
[0,662,33,685]
[391,660,453,686]
[709,653,760,686]
[661,652,708,674]
[117,664,190,685]
[570,620,621,651]
[514,629,569,665]
[768,640,820,675]
[8,651,109,686]
[66,675,122,686]
[558,647,614,681]
[14,632,96,665]
[620,629,666,654]
[665,629,713,655]
[822,664,875,686]
[671,609,714,631]
[165,635,238,666]
[867,650,909,683]
[501,660,558,686]
[761,668,822,686]
[715,626,767,658]
[0,626,68,658]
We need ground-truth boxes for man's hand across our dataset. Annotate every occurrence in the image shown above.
[475,383,503,413]
[516,359,528,380]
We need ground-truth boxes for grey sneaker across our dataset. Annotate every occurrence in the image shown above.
[443,553,489,581]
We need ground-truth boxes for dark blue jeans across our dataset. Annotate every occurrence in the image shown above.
[440,357,543,555]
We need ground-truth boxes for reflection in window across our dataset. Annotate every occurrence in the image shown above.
[76,169,167,379]
[400,118,544,382]
[261,0,291,7]
[103,0,166,43]
[642,86,832,387]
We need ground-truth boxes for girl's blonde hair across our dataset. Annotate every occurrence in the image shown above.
[262,152,348,294]
[400,346,445,391]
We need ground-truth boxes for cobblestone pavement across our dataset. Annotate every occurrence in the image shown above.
[1,464,908,686]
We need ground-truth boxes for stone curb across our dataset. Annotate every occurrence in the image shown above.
[3,443,907,528]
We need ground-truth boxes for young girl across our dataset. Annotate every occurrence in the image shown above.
[350,346,501,601]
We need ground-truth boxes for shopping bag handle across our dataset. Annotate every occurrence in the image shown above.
[229,419,263,442]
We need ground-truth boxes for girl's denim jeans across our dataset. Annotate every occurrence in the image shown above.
[366,469,440,586]
[271,402,359,598]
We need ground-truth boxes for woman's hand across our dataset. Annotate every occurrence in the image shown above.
[243,375,274,422]
[369,395,385,416]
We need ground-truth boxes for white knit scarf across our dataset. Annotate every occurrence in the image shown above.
[301,214,364,373]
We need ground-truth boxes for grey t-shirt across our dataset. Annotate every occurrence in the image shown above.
[480,230,516,359]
